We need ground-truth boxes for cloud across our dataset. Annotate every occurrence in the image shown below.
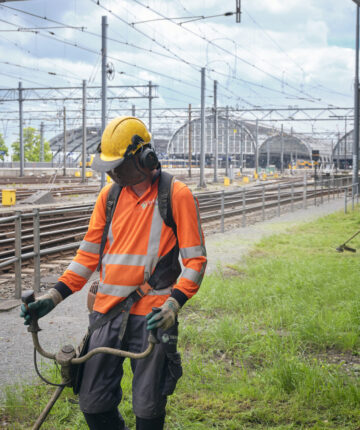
[0,0,356,145]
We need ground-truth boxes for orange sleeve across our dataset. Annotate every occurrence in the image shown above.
[170,182,207,305]
[57,184,112,293]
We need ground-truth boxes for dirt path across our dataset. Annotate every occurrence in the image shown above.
[0,197,347,395]
[205,198,347,274]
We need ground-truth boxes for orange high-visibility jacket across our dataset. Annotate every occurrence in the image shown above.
[56,175,207,315]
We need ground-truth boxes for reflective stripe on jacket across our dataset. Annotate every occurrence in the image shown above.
[58,176,207,315]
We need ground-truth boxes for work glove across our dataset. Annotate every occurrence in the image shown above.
[20,288,62,325]
[146,297,180,331]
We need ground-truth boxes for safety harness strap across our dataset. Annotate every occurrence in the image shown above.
[87,282,153,337]
[72,281,154,395]
[91,170,179,336]
[96,170,176,273]
[96,183,122,272]
[157,171,177,236]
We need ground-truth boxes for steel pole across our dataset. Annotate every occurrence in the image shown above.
[240,126,243,172]
[40,122,44,163]
[199,67,206,188]
[18,81,24,176]
[82,79,87,183]
[337,132,340,170]
[345,117,347,169]
[213,80,218,182]
[255,119,259,173]
[354,4,360,192]
[101,15,108,188]
[225,106,229,177]
[280,124,284,173]
[188,104,192,178]
[148,81,152,134]
[14,211,22,299]
[62,108,66,175]
[33,208,40,293]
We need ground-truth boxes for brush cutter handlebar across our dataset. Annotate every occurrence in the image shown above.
[21,290,159,430]
[22,290,158,362]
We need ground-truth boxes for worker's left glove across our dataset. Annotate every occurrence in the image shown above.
[20,288,62,326]
[146,297,180,331]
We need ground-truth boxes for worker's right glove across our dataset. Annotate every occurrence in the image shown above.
[146,297,180,331]
[20,288,62,325]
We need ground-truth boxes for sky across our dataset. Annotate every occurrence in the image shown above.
[0,0,357,154]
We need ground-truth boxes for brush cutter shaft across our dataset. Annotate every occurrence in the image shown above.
[32,385,65,430]
[342,229,360,246]
[28,326,157,430]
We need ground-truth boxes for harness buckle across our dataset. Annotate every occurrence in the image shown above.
[137,282,153,297]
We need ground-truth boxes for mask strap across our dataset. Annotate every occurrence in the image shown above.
[124,135,144,159]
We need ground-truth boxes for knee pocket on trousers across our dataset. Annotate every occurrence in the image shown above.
[161,352,182,396]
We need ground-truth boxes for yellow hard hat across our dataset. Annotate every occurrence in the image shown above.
[92,116,151,172]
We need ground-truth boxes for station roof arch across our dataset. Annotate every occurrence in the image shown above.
[333,129,354,161]
[49,126,170,158]
[168,114,258,156]
[259,134,312,159]
[49,126,102,159]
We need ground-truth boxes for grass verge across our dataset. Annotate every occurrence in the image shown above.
[2,208,360,429]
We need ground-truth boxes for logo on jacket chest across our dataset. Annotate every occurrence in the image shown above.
[140,199,156,210]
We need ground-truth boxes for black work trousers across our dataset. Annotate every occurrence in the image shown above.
[79,311,181,425]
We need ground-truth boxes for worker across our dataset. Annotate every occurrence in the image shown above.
[20,116,207,430]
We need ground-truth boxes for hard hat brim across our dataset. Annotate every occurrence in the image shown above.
[91,152,125,173]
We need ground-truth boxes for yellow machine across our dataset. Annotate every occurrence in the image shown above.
[2,189,16,206]
[76,155,94,177]
[79,154,94,168]
[296,160,319,169]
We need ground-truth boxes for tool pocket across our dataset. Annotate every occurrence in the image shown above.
[161,351,183,396]
[72,331,90,395]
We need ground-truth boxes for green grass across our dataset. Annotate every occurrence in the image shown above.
[3,208,360,428]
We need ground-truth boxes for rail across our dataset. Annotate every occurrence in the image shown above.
[1,174,358,299]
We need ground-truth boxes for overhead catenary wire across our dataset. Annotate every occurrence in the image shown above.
[0,10,205,91]
[87,0,200,72]
[0,0,350,142]
[131,0,330,105]
[88,1,316,101]
[0,25,86,31]
[0,19,90,83]
[1,3,306,105]
[244,9,350,100]
[0,4,185,65]
[0,70,51,87]
[0,2,349,112]
[130,11,234,26]
[88,0,301,100]
[179,3,339,104]
[0,60,83,81]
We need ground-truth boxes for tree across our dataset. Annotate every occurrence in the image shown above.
[0,134,8,161]
[11,127,52,162]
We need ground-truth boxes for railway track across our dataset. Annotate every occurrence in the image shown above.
[2,184,100,203]
[0,176,350,275]
[0,175,90,185]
